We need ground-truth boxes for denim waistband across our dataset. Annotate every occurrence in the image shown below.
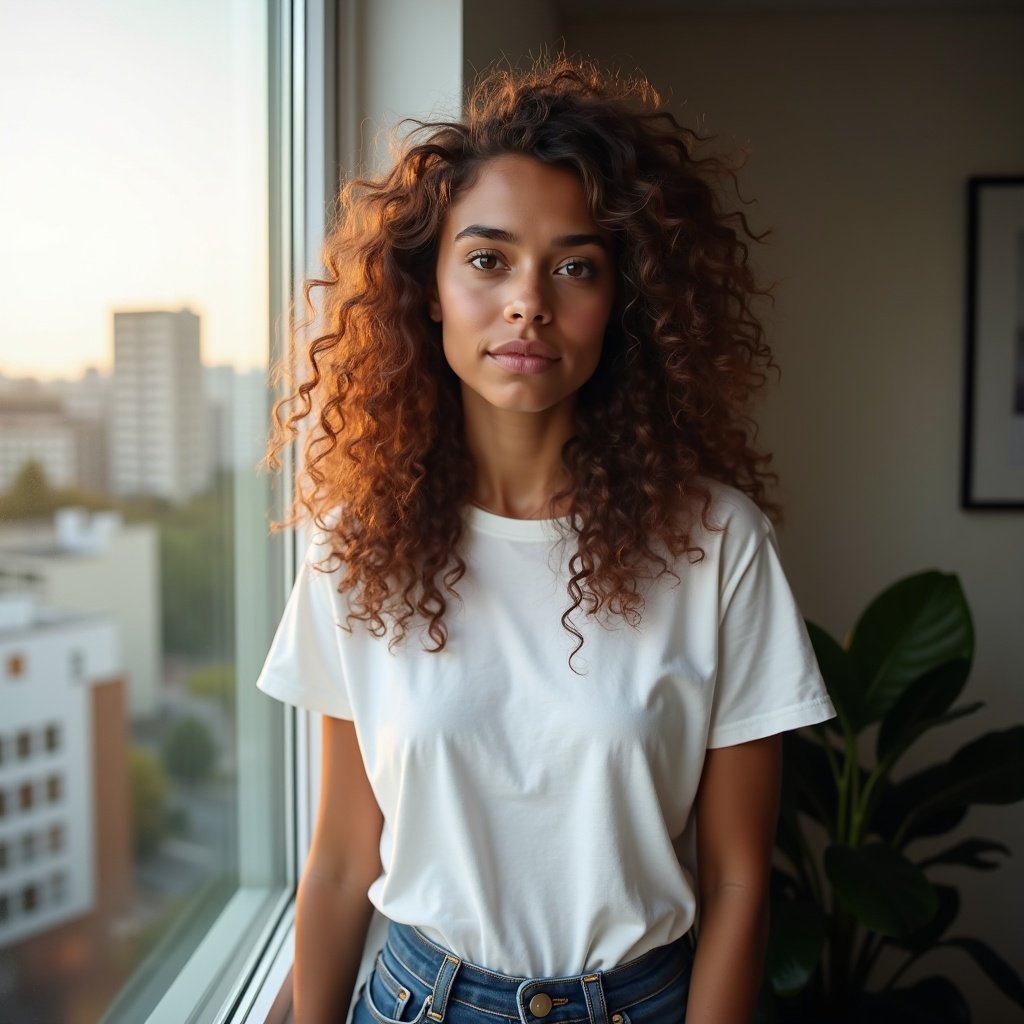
[381,922,695,1024]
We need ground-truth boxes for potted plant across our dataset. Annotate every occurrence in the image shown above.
[760,571,1024,1022]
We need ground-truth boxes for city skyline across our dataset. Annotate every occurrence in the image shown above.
[0,0,270,380]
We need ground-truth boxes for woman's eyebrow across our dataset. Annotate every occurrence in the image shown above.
[452,224,607,249]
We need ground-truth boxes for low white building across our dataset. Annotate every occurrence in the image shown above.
[0,593,120,947]
[0,510,160,717]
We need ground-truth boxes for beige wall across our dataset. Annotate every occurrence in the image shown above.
[561,11,1024,1014]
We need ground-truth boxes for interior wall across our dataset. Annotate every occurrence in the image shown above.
[561,11,1024,1014]
[463,0,562,79]
[342,0,464,174]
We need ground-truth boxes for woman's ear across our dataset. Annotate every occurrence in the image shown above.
[427,289,442,323]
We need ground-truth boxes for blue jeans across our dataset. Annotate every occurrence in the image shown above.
[351,921,694,1024]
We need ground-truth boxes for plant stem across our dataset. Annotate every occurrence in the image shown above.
[880,952,916,992]
[851,932,882,990]
[818,733,844,841]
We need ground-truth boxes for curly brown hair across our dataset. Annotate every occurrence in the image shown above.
[267,57,777,657]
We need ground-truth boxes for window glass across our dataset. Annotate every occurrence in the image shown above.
[0,1,289,1020]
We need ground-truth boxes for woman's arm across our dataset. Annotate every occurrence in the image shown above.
[294,714,384,1024]
[686,733,782,1024]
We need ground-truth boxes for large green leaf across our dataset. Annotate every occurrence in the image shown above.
[892,884,959,953]
[940,936,1024,1009]
[918,838,1010,873]
[806,621,868,733]
[848,572,973,723]
[825,842,937,938]
[875,658,974,762]
[764,898,826,996]
[876,727,1024,845]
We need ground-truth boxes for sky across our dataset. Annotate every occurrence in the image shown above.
[0,0,269,380]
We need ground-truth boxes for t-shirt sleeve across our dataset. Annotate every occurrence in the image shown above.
[708,524,835,748]
[255,541,354,720]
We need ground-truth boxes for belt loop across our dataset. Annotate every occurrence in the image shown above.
[426,953,462,1021]
[580,973,610,1024]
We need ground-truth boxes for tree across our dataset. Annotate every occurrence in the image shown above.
[162,715,217,786]
[185,663,237,706]
[0,460,54,519]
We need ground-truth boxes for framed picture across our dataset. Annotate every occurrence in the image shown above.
[962,176,1024,509]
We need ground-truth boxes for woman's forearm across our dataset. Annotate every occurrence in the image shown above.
[685,883,770,1024]
[293,868,377,1024]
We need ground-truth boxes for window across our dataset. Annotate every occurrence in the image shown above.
[21,884,38,914]
[45,775,61,804]
[0,1,297,1020]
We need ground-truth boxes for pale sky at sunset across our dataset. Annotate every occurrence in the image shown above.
[0,0,269,380]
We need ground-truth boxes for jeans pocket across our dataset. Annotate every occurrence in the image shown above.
[610,959,692,1024]
[362,951,431,1024]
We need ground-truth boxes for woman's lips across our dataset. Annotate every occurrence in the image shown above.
[488,340,559,375]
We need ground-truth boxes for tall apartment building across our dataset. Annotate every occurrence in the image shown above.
[110,309,211,503]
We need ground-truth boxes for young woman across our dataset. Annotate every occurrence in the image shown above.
[257,59,834,1024]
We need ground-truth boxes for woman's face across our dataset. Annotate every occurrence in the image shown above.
[430,155,616,420]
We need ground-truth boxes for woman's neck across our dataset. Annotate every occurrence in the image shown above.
[462,393,575,520]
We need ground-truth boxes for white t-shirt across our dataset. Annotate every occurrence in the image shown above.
[256,482,834,977]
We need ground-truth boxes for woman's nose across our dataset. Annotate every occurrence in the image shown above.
[504,275,552,325]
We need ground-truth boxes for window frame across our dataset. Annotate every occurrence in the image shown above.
[130,0,337,1020]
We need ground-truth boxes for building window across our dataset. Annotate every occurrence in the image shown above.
[49,824,64,854]
[18,782,33,812]
[46,775,62,804]
[6,653,25,678]
[0,893,9,924]
[0,841,7,870]
[21,832,36,864]
[0,789,6,819]
[16,730,31,759]
[44,724,61,753]
[21,884,38,914]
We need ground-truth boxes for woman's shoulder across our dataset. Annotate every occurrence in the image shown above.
[693,477,773,547]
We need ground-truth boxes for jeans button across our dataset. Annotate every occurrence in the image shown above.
[529,993,553,1017]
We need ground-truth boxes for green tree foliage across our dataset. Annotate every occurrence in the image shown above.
[156,473,235,658]
[185,663,237,706]
[0,460,112,520]
[130,746,170,859]
[162,715,218,786]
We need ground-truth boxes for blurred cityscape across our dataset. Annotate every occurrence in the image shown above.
[0,308,270,1021]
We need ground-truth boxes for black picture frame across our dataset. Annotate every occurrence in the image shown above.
[961,176,1024,509]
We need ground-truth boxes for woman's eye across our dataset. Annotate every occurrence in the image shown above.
[556,259,595,279]
[468,251,502,271]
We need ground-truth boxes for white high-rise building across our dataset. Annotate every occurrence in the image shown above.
[110,309,210,502]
